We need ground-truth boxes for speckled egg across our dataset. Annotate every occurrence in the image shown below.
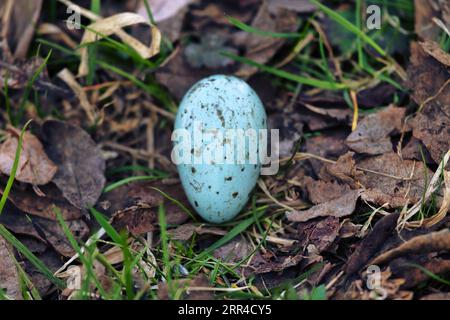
[173,75,267,223]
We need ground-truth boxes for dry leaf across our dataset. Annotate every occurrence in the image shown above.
[286,189,360,223]
[0,204,89,257]
[235,2,298,77]
[304,177,351,204]
[41,120,106,209]
[345,213,400,276]
[0,235,21,300]
[102,181,190,232]
[77,12,161,77]
[0,127,57,185]
[407,42,450,168]
[423,170,450,227]
[0,182,83,221]
[346,105,406,155]
[358,153,433,208]
[371,229,450,265]
[296,216,340,252]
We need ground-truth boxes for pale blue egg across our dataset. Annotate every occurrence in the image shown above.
[173,75,267,223]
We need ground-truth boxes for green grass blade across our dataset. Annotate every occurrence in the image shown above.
[0,120,32,215]
[0,225,65,288]
[16,50,52,125]
[309,0,386,57]
[224,52,348,90]
[227,15,300,38]
[187,208,266,265]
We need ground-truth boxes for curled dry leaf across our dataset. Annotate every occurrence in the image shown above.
[0,235,21,300]
[371,229,450,265]
[77,12,161,77]
[0,183,83,221]
[0,127,57,185]
[287,189,360,223]
[0,203,89,257]
[346,105,406,155]
[41,120,106,209]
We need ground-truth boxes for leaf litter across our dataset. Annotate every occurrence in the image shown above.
[0,0,449,300]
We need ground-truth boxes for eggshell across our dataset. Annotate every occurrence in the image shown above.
[174,75,267,223]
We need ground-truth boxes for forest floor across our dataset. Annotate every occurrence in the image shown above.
[0,0,449,300]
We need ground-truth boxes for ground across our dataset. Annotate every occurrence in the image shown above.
[0,0,449,300]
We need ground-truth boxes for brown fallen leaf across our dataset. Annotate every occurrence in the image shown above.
[401,137,434,163]
[321,152,361,188]
[235,2,298,78]
[389,257,450,289]
[414,0,449,41]
[0,182,83,221]
[344,213,400,276]
[337,267,413,300]
[268,110,304,157]
[296,216,340,252]
[419,40,450,66]
[0,235,21,300]
[286,189,360,223]
[0,57,54,90]
[407,41,450,168]
[371,229,450,265]
[304,177,351,204]
[41,120,106,209]
[103,181,190,235]
[249,253,304,275]
[305,130,349,175]
[111,205,157,236]
[0,127,57,185]
[358,152,433,208]
[214,236,251,264]
[346,105,406,155]
[0,203,89,257]
[23,249,63,297]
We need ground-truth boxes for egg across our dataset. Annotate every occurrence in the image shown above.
[173,75,267,223]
